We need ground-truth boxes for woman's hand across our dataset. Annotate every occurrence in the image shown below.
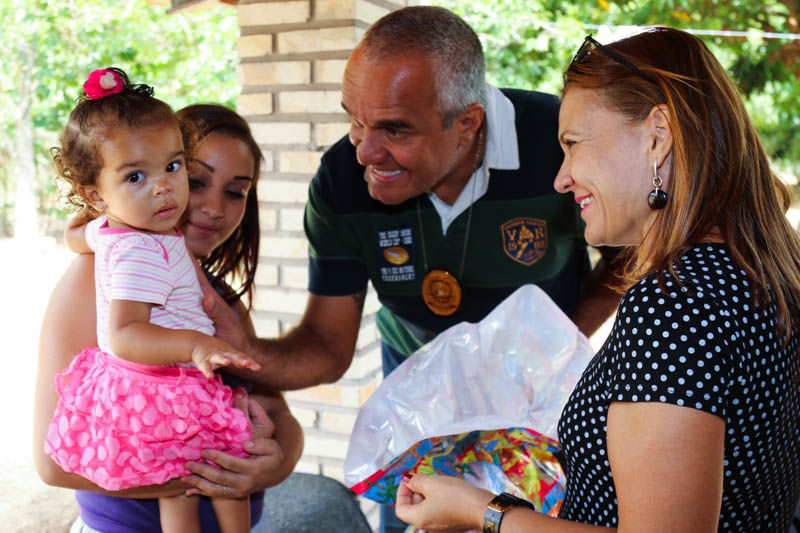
[395,474,492,532]
[181,390,285,498]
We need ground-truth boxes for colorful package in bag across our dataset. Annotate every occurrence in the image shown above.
[344,284,595,514]
[351,427,565,516]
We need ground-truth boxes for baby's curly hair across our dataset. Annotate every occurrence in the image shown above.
[52,67,177,213]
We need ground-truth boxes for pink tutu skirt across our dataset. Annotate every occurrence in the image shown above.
[45,347,252,490]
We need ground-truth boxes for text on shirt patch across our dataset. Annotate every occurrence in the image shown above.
[501,217,548,265]
[376,227,416,283]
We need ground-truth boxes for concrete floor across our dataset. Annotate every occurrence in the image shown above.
[1,237,79,532]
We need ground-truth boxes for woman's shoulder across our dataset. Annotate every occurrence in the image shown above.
[601,245,769,420]
[613,244,753,356]
[623,244,748,308]
[671,243,746,292]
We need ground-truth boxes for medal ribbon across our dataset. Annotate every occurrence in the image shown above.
[416,126,484,316]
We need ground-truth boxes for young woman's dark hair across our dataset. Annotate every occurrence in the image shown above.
[177,104,263,308]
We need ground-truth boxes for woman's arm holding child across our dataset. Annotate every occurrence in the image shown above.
[183,391,303,497]
[33,254,185,498]
[231,300,304,488]
[182,298,304,497]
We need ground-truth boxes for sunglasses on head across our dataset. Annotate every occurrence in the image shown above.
[569,34,658,85]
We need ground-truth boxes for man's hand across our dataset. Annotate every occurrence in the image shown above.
[193,262,251,353]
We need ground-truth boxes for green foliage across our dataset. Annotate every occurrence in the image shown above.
[440,0,581,95]
[0,0,238,230]
[438,0,800,178]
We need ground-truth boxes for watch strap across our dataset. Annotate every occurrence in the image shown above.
[483,505,505,533]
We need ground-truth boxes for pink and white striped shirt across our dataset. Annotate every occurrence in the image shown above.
[86,216,214,359]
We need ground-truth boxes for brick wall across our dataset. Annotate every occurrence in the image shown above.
[234,0,414,527]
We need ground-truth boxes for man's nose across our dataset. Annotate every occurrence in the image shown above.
[353,128,386,167]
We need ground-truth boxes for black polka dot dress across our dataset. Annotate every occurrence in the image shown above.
[557,244,800,531]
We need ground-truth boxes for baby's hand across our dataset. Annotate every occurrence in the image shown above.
[191,336,262,379]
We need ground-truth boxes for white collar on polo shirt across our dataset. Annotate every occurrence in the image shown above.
[428,84,521,235]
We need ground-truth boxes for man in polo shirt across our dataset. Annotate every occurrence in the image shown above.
[297,6,618,385]
[209,6,621,533]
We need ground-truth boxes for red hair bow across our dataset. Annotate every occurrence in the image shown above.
[83,69,123,100]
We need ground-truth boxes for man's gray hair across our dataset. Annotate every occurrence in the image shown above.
[360,6,487,128]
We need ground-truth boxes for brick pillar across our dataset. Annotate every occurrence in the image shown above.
[234,0,414,527]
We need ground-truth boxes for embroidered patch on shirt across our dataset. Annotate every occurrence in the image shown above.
[377,227,416,283]
[501,218,547,265]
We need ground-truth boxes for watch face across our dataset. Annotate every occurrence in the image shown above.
[489,493,517,511]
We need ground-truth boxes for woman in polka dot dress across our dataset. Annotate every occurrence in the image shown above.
[394,27,800,533]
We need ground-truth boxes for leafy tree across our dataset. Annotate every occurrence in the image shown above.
[0,0,238,239]
[439,0,800,180]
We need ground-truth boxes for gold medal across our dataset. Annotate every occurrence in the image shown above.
[421,269,462,316]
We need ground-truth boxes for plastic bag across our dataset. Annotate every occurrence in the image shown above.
[344,284,595,512]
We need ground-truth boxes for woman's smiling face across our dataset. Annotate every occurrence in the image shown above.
[554,87,661,247]
[180,132,255,258]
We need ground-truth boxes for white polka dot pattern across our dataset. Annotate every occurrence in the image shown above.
[557,244,800,531]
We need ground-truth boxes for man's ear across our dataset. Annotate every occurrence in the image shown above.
[647,104,673,167]
[78,185,105,211]
[455,102,485,142]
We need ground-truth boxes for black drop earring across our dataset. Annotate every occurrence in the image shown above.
[648,158,668,210]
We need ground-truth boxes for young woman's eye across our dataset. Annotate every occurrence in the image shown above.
[166,161,182,173]
[188,177,205,190]
[125,172,145,184]
[225,189,247,200]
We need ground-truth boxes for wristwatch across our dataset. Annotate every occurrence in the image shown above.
[482,492,536,533]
